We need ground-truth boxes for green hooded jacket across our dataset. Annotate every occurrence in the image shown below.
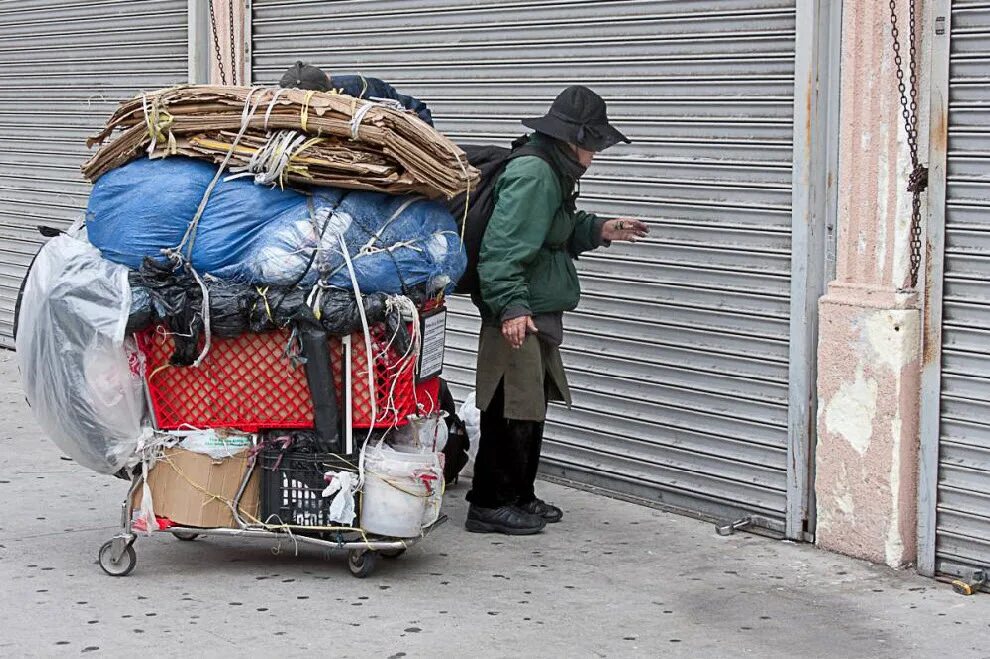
[472,149,606,323]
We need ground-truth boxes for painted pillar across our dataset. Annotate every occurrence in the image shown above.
[814,0,925,567]
[208,0,248,86]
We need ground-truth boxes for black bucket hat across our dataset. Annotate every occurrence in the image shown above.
[522,86,630,152]
[279,61,332,92]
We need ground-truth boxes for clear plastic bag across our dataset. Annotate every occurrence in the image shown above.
[16,235,148,474]
[391,412,449,452]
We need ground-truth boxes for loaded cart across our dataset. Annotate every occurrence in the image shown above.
[99,301,453,579]
[14,85,478,580]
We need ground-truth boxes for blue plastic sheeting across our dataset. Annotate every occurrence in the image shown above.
[86,157,466,293]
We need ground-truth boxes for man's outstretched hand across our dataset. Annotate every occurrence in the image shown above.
[602,218,650,243]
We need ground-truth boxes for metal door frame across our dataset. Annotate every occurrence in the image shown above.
[917,0,952,578]
[788,0,842,541]
[188,0,211,84]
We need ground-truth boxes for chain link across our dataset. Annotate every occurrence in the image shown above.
[209,0,227,85]
[888,0,927,290]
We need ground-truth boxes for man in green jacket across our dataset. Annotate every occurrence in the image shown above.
[466,86,649,535]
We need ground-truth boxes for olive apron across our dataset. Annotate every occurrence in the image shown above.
[474,325,570,422]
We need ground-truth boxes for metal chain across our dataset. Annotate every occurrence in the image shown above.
[888,0,928,289]
[228,0,238,86]
[209,0,228,85]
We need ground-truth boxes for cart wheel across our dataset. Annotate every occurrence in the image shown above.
[347,549,379,578]
[172,532,200,542]
[98,540,136,577]
[380,548,406,559]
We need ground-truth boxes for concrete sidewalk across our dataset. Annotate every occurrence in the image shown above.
[0,350,986,658]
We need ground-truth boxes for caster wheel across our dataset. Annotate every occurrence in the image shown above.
[347,549,379,578]
[98,540,136,577]
[380,548,406,559]
[172,532,200,542]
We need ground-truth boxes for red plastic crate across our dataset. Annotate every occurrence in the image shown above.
[138,324,440,432]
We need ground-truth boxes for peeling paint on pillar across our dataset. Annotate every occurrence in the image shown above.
[816,292,921,567]
[824,368,877,455]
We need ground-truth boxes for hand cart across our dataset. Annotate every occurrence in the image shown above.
[99,317,450,579]
[98,453,447,579]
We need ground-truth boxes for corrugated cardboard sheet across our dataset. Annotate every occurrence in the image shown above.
[84,86,478,199]
[133,448,260,528]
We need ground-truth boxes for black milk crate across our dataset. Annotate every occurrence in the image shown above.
[259,441,359,529]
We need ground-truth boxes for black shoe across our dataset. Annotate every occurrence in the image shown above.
[517,498,563,523]
[465,504,546,535]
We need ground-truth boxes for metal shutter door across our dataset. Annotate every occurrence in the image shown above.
[0,0,188,347]
[934,2,990,580]
[252,0,798,529]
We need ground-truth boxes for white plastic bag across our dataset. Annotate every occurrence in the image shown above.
[391,412,449,452]
[15,235,148,474]
[458,392,482,477]
[176,429,254,460]
[322,470,358,525]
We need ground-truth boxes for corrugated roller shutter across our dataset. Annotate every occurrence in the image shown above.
[253,0,796,525]
[0,0,188,347]
[935,2,990,578]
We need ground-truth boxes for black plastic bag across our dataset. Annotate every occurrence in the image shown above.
[208,282,249,338]
[438,379,470,486]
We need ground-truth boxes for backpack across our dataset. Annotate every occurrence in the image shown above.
[446,140,556,295]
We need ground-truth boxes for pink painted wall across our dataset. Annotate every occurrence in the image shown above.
[814,0,925,567]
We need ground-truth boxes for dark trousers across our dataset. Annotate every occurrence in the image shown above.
[466,380,546,509]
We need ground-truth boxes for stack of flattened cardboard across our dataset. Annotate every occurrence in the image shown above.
[83,85,478,199]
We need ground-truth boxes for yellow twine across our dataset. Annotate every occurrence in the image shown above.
[300,90,316,133]
[290,136,324,160]
[154,452,383,546]
[148,441,441,547]
[144,97,177,155]
[255,286,273,322]
[280,136,323,187]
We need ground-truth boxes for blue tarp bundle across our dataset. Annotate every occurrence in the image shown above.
[86,157,466,293]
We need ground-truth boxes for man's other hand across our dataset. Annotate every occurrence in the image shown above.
[502,316,538,349]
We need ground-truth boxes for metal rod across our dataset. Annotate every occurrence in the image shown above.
[160,515,447,552]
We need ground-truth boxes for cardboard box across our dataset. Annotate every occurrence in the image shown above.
[133,448,260,528]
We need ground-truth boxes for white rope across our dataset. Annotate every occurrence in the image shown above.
[349,102,376,141]
[174,86,266,259]
[141,94,156,155]
[188,266,212,368]
[358,197,419,254]
[338,233,377,491]
[338,233,377,430]
[382,295,421,414]
[359,238,423,257]
[263,87,287,131]
[162,87,265,365]
[347,98,404,142]
[228,129,310,187]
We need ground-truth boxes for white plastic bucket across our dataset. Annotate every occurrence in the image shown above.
[360,443,443,538]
